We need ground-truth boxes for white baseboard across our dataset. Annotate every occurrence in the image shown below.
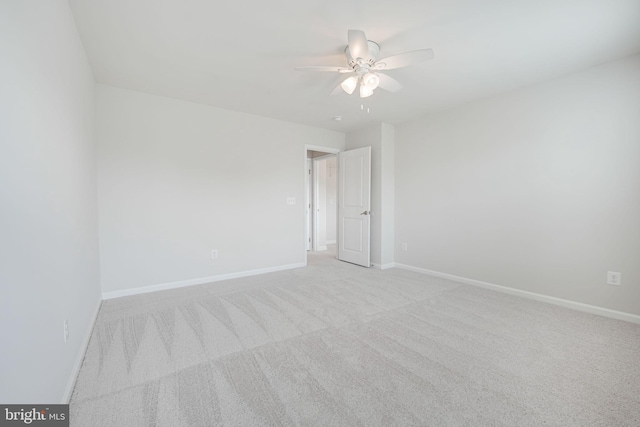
[394,263,640,325]
[318,245,328,251]
[326,240,336,245]
[63,296,102,403]
[102,262,306,300]
[372,262,395,270]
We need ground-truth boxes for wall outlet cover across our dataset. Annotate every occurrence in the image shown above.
[607,271,621,286]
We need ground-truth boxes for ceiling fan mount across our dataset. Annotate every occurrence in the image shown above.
[296,30,434,98]
[345,41,380,68]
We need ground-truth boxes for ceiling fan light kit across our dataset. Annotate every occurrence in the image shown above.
[296,29,434,98]
[341,76,358,94]
[359,84,373,98]
[362,72,380,90]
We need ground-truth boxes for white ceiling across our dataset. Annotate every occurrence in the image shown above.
[68,0,640,132]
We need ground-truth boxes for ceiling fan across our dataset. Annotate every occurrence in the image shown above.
[295,29,434,98]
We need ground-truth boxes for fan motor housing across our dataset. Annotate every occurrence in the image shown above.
[345,41,380,68]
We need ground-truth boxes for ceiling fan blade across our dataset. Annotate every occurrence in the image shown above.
[377,73,403,93]
[295,66,353,73]
[348,29,369,59]
[375,48,434,70]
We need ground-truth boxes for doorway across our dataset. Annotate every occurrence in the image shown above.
[306,150,338,255]
[304,145,372,268]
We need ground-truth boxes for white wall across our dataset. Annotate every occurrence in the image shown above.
[0,0,101,403]
[346,123,395,267]
[97,85,344,294]
[380,123,395,266]
[395,53,640,316]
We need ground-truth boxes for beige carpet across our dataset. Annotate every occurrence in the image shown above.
[70,251,640,426]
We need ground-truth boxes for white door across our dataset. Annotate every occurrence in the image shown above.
[338,146,371,267]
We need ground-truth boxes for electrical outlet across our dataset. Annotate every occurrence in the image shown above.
[607,271,621,286]
[63,320,69,342]
[211,250,218,260]
[401,243,408,251]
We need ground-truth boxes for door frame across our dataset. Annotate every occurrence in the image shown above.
[304,145,341,266]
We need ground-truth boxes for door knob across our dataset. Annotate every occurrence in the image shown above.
[360,211,370,215]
